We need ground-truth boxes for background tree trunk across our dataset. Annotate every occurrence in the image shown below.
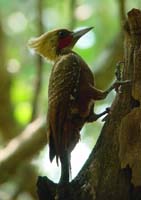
[37,8,141,200]
[0,19,18,141]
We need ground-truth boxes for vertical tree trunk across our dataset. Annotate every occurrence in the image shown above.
[37,8,141,200]
[31,0,44,121]
[0,19,17,140]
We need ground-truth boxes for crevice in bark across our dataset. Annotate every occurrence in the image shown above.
[130,96,140,109]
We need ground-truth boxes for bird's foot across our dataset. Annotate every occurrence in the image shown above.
[87,107,110,122]
[112,79,131,93]
[105,79,131,95]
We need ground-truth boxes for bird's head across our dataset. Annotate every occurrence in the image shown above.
[28,27,93,62]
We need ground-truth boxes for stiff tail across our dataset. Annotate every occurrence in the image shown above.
[59,150,71,184]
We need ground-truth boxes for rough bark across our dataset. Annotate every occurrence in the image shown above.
[37,8,141,200]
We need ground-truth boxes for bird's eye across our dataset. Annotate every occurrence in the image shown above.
[58,30,69,38]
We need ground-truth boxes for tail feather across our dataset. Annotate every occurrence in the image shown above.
[49,133,56,162]
[49,131,59,166]
[59,150,71,184]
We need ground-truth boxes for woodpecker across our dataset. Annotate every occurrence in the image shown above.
[28,27,128,184]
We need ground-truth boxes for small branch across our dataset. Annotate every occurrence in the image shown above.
[0,117,46,183]
[69,0,76,29]
[119,0,126,22]
[31,57,43,121]
[0,18,18,139]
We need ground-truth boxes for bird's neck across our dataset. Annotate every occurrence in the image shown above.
[53,48,73,62]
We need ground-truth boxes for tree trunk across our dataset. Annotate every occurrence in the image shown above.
[37,8,141,200]
[0,19,17,140]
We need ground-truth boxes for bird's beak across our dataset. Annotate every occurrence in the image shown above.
[72,27,93,41]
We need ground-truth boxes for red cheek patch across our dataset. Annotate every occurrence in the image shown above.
[58,36,72,49]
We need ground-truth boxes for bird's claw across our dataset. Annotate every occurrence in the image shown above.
[102,107,111,121]
[105,107,110,113]
[113,80,131,93]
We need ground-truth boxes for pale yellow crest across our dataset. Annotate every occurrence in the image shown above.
[28,31,59,62]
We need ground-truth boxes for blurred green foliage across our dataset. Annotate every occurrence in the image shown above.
[1,0,119,124]
[1,0,138,126]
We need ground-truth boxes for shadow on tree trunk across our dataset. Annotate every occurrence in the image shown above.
[37,8,141,200]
